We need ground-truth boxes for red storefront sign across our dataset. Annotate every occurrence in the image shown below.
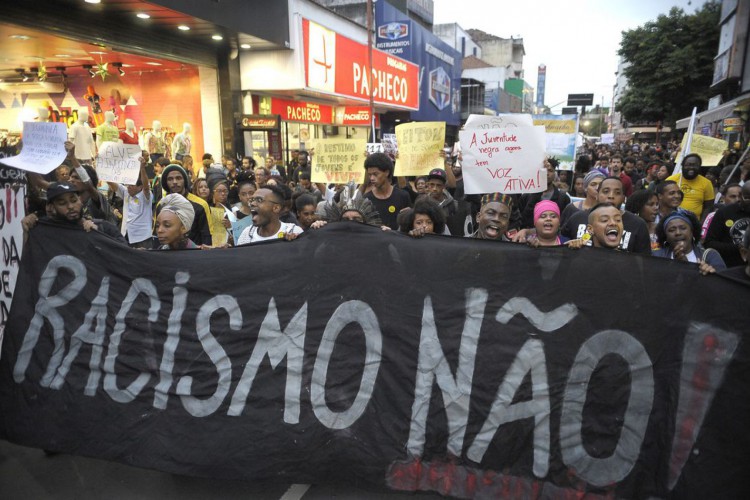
[303,18,419,111]
[270,98,333,124]
[336,106,381,127]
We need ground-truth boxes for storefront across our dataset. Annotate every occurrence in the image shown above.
[239,0,419,168]
[2,0,293,175]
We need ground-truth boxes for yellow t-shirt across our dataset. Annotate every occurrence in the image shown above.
[666,173,714,217]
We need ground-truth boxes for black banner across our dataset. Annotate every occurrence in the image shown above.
[1,222,749,498]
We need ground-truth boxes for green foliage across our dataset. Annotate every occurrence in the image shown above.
[615,1,720,127]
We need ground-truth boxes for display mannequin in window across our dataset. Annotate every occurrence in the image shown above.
[95,111,119,148]
[68,108,96,163]
[172,122,191,162]
[147,120,169,164]
[119,118,139,145]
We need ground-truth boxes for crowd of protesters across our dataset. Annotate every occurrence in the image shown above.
[18,136,750,282]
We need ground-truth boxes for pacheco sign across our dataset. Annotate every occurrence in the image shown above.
[303,19,419,111]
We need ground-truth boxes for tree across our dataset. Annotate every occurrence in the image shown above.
[615,1,720,127]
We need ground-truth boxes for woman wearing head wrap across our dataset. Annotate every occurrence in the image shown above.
[652,209,725,270]
[527,200,568,247]
[155,193,198,250]
[560,168,607,229]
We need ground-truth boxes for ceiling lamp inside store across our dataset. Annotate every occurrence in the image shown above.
[0,22,195,83]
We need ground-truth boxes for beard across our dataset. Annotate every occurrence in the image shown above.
[683,168,699,180]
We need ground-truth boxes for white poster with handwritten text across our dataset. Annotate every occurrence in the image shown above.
[96,142,142,185]
[460,126,547,194]
[0,122,67,174]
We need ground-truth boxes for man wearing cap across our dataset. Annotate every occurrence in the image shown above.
[470,193,514,241]
[22,182,126,244]
[160,163,213,245]
[425,168,458,226]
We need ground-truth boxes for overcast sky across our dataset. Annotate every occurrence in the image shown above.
[432,0,708,111]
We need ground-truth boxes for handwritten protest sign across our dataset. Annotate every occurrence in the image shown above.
[675,134,728,167]
[601,133,615,145]
[0,122,67,174]
[382,133,398,157]
[366,143,385,154]
[309,138,367,184]
[465,114,534,129]
[96,142,143,185]
[460,126,547,194]
[394,122,444,177]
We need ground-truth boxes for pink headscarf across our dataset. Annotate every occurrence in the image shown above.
[533,200,560,224]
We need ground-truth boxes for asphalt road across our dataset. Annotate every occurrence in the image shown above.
[0,440,442,499]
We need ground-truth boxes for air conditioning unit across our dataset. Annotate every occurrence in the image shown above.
[0,80,66,94]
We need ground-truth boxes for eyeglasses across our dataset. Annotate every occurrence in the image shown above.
[249,196,279,205]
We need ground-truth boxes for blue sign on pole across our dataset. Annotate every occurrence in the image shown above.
[375,1,461,125]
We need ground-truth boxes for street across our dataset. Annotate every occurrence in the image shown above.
[0,440,441,500]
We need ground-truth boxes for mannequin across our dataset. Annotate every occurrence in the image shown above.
[96,111,119,147]
[172,122,192,161]
[119,118,139,145]
[37,107,50,122]
[146,120,169,164]
[68,108,96,162]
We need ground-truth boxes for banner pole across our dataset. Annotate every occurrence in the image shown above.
[674,107,697,188]
[720,142,750,188]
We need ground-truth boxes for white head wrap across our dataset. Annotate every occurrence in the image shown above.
[159,193,195,231]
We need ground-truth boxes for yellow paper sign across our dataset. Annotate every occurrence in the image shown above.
[532,118,577,134]
[677,134,728,167]
[309,138,367,184]
[394,122,445,177]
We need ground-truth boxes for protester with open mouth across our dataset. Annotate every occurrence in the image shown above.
[585,202,625,249]
[470,193,513,241]
[526,200,568,247]
[653,209,725,270]
[235,184,303,245]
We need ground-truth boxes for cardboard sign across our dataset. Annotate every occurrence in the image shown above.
[394,122,444,177]
[309,138,367,184]
[95,142,143,185]
[675,134,728,167]
[464,114,534,129]
[460,126,547,194]
[0,122,67,174]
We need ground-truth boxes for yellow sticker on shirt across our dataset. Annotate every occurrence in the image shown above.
[726,219,734,227]
[388,205,396,213]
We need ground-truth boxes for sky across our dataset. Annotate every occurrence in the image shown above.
[432,0,708,112]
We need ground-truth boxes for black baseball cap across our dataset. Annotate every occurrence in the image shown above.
[427,168,447,184]
[46,182,80,202]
